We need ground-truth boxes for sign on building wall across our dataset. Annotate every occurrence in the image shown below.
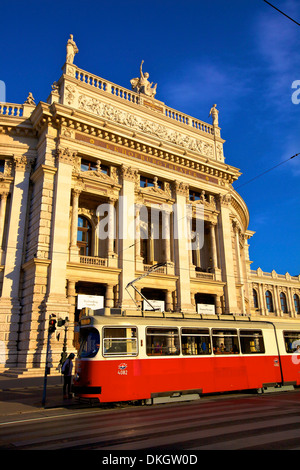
[197,303,216,315]
[77,294,104,310]
[143,300,165,312]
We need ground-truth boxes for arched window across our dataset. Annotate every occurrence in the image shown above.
[265,290,274,313]
[280,292,288,314]
[77,216,92,256]
[253,289,259,309]
[294,294,300,315]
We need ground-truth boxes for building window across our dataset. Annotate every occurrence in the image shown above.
[81,158,109,175]
[294,294,300,315]
[77,216,92,256]
[81,158,97,172]
[140,176,162,188]
[253,289,259,309]
[0,159,5,173]
[280,292,288,314]
[265,290,274,313]
[189,190,201,201]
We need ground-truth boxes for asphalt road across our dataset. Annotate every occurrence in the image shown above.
[0,386,300,451]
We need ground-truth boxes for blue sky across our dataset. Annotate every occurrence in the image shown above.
[1,0,299,275]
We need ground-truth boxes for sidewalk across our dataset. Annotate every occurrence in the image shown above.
[0,374,81,417]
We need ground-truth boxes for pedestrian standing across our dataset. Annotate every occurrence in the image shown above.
[62,353,75,399]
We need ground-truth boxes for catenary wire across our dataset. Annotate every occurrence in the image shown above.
[263,0,300,26]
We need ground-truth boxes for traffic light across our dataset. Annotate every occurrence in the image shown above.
[48,315,57,334]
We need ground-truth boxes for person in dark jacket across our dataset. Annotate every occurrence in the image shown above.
[62,353,75,399]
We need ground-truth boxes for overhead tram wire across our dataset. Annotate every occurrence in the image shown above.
[234,152,300,190]
[263,0,300,27]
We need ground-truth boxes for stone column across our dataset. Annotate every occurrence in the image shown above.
[0,191,9,262]
[105,284,115,308]
[218,194,238,314]
[0,155,33,367]
[69,188,81,261]
[165,290,173,312]
[210,221,218,269]
[118,165,139,309]
[162,204,172,263]
[107,198,116,256]
[233,220,246,314]
[173,181,194,312]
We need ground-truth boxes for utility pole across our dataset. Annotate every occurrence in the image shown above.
[42,314,56,407]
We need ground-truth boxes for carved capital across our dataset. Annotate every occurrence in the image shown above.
[56,147,77,166]
[172,180,189,197]
[120,165,139,182]
[14,155,34,172]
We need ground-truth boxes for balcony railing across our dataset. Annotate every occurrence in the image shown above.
[73,65,215,137]
[79,255,107,266]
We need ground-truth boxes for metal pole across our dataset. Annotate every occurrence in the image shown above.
[42,325,51,407]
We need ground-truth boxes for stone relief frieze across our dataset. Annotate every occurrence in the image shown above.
[78,94,215,160]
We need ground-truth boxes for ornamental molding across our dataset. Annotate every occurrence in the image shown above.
[56,147,77,165]
[78,94,216,160]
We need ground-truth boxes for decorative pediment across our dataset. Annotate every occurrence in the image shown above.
[137,178,173,202]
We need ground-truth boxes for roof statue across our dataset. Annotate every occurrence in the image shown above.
[130,60,157,98]
[209,104,219,126]
[24,92,35,105]
[66,34,79,64]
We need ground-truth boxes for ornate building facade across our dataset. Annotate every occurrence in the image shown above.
[0,36,299,374]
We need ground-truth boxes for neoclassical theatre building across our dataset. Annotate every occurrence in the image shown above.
[0,36,299,374]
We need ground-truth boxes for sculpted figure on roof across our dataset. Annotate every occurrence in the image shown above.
[130,60,157,98]
[66,34,79,64]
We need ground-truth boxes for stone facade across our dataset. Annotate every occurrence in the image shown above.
[0,38,299,374]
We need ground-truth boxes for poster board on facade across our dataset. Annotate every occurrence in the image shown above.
[143,300,165,312]
[197,303,216,315]
[77,294,104,310]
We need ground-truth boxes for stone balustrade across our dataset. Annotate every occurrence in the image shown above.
[73,65,216,137]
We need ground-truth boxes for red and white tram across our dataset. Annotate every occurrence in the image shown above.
[72,310,300,404]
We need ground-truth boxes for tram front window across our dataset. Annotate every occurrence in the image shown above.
[79,327,100,358]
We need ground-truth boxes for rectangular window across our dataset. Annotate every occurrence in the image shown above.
[146,327,180,356]
[81,158,97,172]
[181,328,211,355]
[283,331,300,353]
[240,330,265,354]
[103,327,138,356]
[212,329,239,354]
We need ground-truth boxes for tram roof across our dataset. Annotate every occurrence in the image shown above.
[79,308,299,330]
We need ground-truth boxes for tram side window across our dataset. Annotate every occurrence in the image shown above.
[103,327,138,356]
[79,327,100,358]
[240,330,265,354]
[212,329,239,354]
[146,328,180,356]
[181,328,211,355]
[283,331,300,353]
